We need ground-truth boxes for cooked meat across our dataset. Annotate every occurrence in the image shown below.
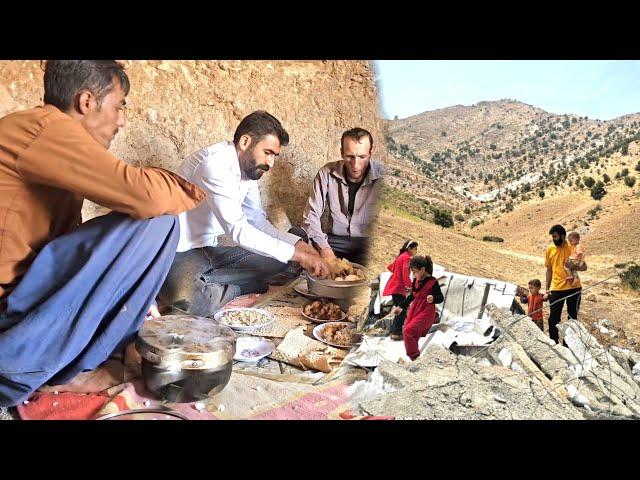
[303,299,343,320]
[322,323,358,346]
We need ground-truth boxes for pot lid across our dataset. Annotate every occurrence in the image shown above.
[136,315,236,370]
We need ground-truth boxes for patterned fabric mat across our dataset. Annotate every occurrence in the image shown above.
[246,306,310,338]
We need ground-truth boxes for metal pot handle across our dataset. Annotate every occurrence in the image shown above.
[141,349,162,364]
[96,407,189,420]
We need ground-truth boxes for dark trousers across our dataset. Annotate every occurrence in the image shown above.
[0,212,179,407]
[326,235,369,266]
[159,227,305,317]
[548,288,582,342]
[390,293,408,335]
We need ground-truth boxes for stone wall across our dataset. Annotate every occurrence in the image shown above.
[0,60,384,227]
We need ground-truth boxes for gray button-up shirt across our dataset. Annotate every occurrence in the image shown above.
[302,159,384,250]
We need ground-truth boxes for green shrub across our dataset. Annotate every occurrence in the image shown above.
[590,181,606,200]
[433,208,454,229]
[482,236,505,243]
[620,264,640,291]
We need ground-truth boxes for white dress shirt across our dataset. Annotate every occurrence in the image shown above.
[176,141,300,263]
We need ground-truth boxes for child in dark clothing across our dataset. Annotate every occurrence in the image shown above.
[391,255,444,360]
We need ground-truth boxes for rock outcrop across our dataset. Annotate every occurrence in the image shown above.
[0,60,384,226]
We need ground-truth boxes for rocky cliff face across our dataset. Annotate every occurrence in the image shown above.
[0,60,384,227]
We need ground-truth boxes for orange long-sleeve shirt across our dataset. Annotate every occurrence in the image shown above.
[0,104,205,307]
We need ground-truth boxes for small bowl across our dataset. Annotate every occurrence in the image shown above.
[233,337,274,362]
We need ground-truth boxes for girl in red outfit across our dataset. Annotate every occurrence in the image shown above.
[384,240,418,340]
[391,255,444,360]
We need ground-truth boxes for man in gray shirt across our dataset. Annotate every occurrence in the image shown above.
[302,128,384,266]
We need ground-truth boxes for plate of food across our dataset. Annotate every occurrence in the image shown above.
[233,336,275,362]
[301,299,347,323]
[213,307,275,333]
[313,322,362,349]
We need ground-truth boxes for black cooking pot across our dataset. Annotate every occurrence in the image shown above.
[136,315,236,403]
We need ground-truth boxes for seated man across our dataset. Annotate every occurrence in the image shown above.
[0,61,205,407]
[302,128,384,266]
[158,111,330,316]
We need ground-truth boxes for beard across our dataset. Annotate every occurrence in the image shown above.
[246,164,269,180]
[242,153,270,180]
[553,237,565,246]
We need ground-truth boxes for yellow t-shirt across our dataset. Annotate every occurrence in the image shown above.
[545,241,581,291]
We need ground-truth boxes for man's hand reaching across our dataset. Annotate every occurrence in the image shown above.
[292,240,331,278]
[320,247,336,260]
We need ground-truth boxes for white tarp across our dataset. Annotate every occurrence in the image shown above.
[434,265,517,341]
[352,265,518,367]
[373,271,393,315]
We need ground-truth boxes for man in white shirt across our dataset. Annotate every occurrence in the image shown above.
[158,111,329,316]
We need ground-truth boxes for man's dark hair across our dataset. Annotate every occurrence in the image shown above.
[549,224,567,237]
[410,255,433,276]
[43,60,130,112]
[341,127,373,152]
[528,279,542,288]
[233,110,289,147]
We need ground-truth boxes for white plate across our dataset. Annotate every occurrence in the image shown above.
[312,322,362,349]
[214,307,275,333]
[233,336,274,362]
[300,303,347,324]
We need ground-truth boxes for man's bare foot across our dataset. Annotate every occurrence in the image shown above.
[39,359,125,395]
[146,304,161,319]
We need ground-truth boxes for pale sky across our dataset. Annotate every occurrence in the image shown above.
[375,60,640,121]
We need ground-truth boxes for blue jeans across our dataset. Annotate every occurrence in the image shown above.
[0,212,180,407]
[158,227,306,317]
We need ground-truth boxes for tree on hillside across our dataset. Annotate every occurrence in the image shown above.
[603,173,611,183]
[583,176,596,188]
[433,208,454,229]
[624,176,636,188]
[590,181,606,200]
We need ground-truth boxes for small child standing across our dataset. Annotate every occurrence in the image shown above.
[391,255,444,361]
[564,231,587,287]
[520,279,545,331]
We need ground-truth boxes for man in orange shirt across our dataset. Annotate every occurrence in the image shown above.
[0,61,205,406]
[544,224,587,343]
